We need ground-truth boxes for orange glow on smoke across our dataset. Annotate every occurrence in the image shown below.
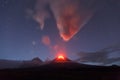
[41,36,51,46]
[57,4,80,41]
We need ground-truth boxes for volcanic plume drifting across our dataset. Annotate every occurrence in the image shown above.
[33,0,98,41]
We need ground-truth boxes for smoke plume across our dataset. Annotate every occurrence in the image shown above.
[33,0,97,41]
[41,35,66,55]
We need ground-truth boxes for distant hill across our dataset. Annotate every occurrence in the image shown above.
[21,57,43,68]
[0,57,43,69]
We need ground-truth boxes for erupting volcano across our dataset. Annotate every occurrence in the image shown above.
[57,55,65,60]
[56,55,66,62]
[53,54,71,63]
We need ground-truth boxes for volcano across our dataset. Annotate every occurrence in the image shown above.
[40,56,104,70]
[52,55,72,62]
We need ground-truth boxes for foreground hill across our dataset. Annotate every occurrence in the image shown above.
[0,59,120,80]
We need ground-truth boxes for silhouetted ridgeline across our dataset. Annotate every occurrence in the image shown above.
[0,61,120,80]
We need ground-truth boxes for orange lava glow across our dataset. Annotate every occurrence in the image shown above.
[55,53,67,62]
[41,36,51,46]
[57,55,65,60]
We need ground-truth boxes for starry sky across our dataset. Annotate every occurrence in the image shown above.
[0,0,120,65]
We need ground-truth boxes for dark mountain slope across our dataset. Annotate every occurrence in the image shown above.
[0,58,120,80]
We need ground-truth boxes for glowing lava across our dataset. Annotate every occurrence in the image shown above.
[53,53,71,63]
[55,54,67,62]
[57,55,65,60]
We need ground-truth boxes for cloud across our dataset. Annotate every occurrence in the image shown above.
[76,43,120,65]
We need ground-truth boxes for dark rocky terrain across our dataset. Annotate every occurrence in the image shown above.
[0,58,120,80]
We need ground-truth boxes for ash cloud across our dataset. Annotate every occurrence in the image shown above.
[33,0,98,41]
[76,44,120,65]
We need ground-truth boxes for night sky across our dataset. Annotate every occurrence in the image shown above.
[0,0,120,65]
